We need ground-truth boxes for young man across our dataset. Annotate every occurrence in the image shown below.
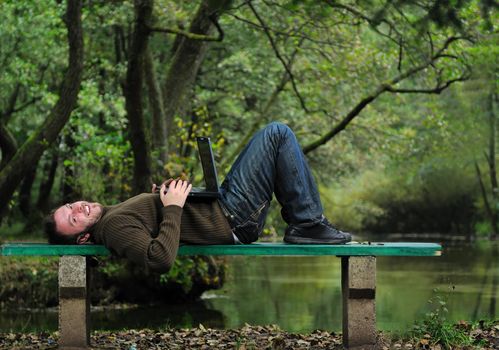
[45,122,351,273]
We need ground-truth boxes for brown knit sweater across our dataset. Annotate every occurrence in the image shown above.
[90,193,234,273]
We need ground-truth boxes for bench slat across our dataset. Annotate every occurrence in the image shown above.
[0,242,441,256]
[0,243,111,256]
[179,242,441,256]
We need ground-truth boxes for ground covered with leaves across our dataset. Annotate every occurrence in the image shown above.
[0,322,497,349]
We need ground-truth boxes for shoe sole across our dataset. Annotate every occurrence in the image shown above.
[283,236,351,245]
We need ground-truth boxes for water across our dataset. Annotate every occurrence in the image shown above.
[1,240,497,333]
[203,240,498,332]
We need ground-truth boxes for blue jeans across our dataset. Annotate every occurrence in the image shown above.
[219,122,323,244]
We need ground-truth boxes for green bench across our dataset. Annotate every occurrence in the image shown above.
[0,242,442,349]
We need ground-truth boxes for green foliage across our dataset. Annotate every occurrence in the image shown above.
[0,1,67,136]
[0,222,30,241]
[162,110,227,182]
[160,256,211,293]
[65,126,134,204]
[94,255,225,303]
[0,257,59,309]
[410,290,475,349]
[322,159,478,233]
[1,0,493,230]
[0,255,226,308]
[474,221,494,237]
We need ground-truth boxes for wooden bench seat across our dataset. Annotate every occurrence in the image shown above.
[0,242,442,349]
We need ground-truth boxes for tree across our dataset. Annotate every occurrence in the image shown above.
[123,0,154,194]
[0,0,84,219]
[470,37,498,239]
[122,0,230,193]
[0,0,493,233]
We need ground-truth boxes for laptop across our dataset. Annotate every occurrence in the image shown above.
[155,137,221,199]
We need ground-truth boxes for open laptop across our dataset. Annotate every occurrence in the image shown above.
[155,137,221,199]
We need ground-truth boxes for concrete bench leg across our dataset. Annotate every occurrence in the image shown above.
[341,256,377,349]
[59,256,90,349]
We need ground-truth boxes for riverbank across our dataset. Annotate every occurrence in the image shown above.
[1,242,497,334]
[1,321,497,349]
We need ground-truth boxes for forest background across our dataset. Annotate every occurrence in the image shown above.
[0,0,497,305]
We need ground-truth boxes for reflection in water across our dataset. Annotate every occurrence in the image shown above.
[0,302,225,332]
[206,241,498,332]
[1,241,497,332]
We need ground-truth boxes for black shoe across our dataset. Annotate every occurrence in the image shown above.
[284,216,352,244]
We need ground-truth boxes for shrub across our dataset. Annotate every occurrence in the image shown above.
[410,291,474,349]
[0,255,227,309]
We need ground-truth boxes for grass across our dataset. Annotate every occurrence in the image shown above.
[407,291,491,349]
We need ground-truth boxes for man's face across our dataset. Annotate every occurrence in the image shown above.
[54,201,103,236]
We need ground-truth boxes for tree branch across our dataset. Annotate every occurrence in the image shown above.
[220,40,304,170]
[0,36,22,73]
[0,83,21,122]
[385,73,471,94]
[2,64,47,123]
[247,1,309,113]
[228,12,352,47]
[324,0,404,46]
[303,36,470,153]
[209,13,225,41]
[0,122,18,170]
[10,97,42,116]
[149,15,224,42]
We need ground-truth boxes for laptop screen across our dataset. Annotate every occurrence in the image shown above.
[197,137,219,192]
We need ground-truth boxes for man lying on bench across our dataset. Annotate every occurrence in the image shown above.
[44,122,352,273]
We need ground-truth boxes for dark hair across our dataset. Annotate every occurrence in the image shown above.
[44,209,80,245]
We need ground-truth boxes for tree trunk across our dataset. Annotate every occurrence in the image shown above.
[114,25,127,64]
[0,0,84,219]
[62,130,78,203]
[19,166,37,218]
[0,123,18,171]
[37,146,59,213]
[0,84,21,170]
[162,0,231,144]
[144,47,168,166]
[123,0,153,194]
[486,91,498,239]
[490,243,497,316]
[474,161,495,234]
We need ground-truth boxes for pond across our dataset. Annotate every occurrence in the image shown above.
[1,239,497,333]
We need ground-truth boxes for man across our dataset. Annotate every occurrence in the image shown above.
[45,122,351,273]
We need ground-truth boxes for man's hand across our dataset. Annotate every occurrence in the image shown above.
[160,179,192,208]
[152,178,174,193]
